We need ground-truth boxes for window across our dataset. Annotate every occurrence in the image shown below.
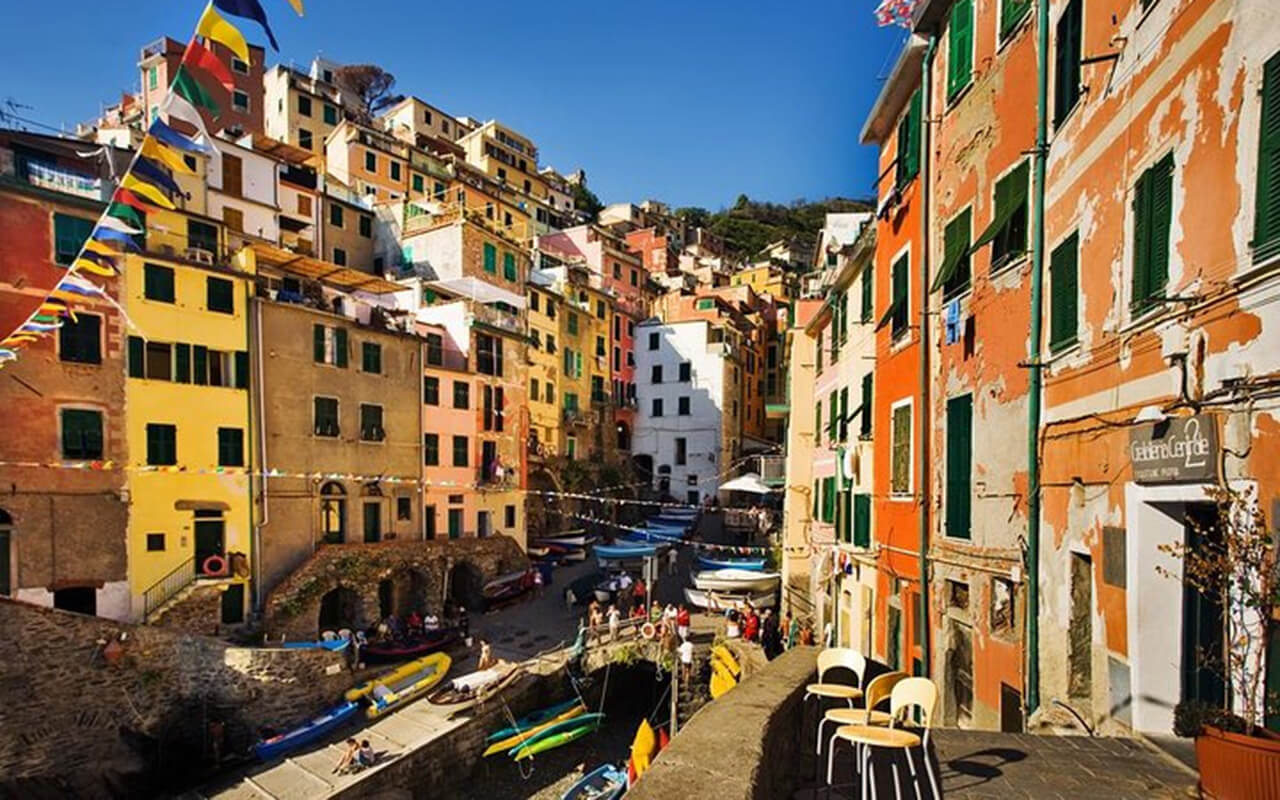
[424,505,437,539]
[476,333,503,376]
[984,163,1030,271]
[566,436,577,460]
[891,254,910,338]
[839,387,850,441]
[396,497,411,522]
[389,161,401,182]
[361,341,382,374]
[530,292,540,312]
[298,128,313,150]
[59,314,101,364]
[860,373,873,438]
[452,435,469,467]
[425,333,443,366]
[423,376,440,405]
[651,364,663,384]
[223,207,244,233]
[359,215,372,238]
[329,203,344,228]
[146,533,165,552]
[895,90,922,187]
[448,508,463,539]
[547,300,557,320]
[678,397,691,416]
[207,277,234,314]
[991,577,1015,632]
[145,341,172,381]
[1054,0,1083,126]
[1049,232,1080,353]
[148,65,158,89]
[648,332,659,350]
[298,95,312,117]
[314,397,339,437]
[53,213,95,266]
[945,394,973,539]
[322,103,338,124]
[595,300,606,319]
[1001,0,1031,39]
[816,331,823,373]
[564,392,579,412]
[595,336,606,357]
[453,380,470,409]
[424,433,439,466]
[530,378,539,402]
[861,264,874,323]
[217,427,244,466]
[822,476,836,523]
[1131,154,1174,314]
[853,494,871,548]
[891,402,912,495]
[232,90,249,112]
[947,0,974,101]
[146,423,177,465]
[567,313,579,335]
[815,398,822,446]
[628,321,636,337]
[61,408,103,459]
[144,263,175,302]
[939,209,972,297]
[365,151,377,173]
[505,505,516,528]
[652,398,664,417]
[503,252,517,281]
[187,220,218,254]
[631,269,639,286]
[333,248,347,266]
[679,362,692,382]
[313,324,349,367]
[675,437,687,465]
[483,242,497,273]
[360,404,384,441]
[1254,51,1280,262]
[411,174,425,194]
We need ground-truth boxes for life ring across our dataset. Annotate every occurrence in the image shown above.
[641,622,657,640]
[202,554,228,576]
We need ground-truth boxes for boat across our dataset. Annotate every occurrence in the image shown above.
[483,568,535,606]
[429,663,521,706]
[487,698,583,742]
[512,714,605,760]
[696,555,767,571]
[485,703,586,756]
[656,508,698,519]
[561,763,627,800]
[344,652,452,719]
[528,546,551,558]
[710,644,741,677]
[360,627,462,664]
[562,547,587,563]
[710,659,737,699]
[629,719,658,780]
[252,700,360,761]
[692,569,781,593]
[684,587,777,611]
[533,531,590,547]
[280,637,351,652]
[646,518,690,531]
[596,543,656,560]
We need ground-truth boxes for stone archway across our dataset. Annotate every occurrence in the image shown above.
[318,586,362,632]
[448,561,485,612]
[387,568,436,617]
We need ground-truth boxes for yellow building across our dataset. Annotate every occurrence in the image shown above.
[526,274,563,459]
[124,206,256,625]
[731,262,796,303]
[458,120,549,206]
[542,263,612,460]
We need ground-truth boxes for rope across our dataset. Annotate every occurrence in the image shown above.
[497,694,537,779]
[597,657,612,716]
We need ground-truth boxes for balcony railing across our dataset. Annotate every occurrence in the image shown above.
[563,408,590,426]
[471,303,526,336]
[477,468,517,490]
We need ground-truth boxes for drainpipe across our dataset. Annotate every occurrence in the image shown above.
[1026,0,1051,717]
[918,34,937,680]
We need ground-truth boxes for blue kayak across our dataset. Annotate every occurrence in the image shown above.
[488,698,583,742]
[596,543,656,559]
[562,762,627,800]
[281,638,351,652]
[253,700,360,761]
[696,555,767,571]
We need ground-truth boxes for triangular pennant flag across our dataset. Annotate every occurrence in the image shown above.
[149,118,212,154]
[84,239,121,259]
[161,91,220,175]
[108,202,145,228]
[114,187,161,213]
[133,156,183,196]
[212,0,278,50]
[182,38,236,90]
[196,2,250,63]
[141,137,196,175]
[171,65,220,116]
[91,228,141,251]
[287,0,303,15]
[122,174,177,210]
[97,216,143,236]
[73,258,117,277]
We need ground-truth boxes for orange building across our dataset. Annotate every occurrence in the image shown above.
[325,120,410,202]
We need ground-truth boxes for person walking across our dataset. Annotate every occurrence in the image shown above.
[762,609,781,660]
[679,634,694,684]
[607,604,620,642]
[676,604,691,641]
[667,546,679,576]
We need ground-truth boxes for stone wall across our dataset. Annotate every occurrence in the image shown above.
[628,645,818,800]
[0,598,352,798]
[261,536,528,639]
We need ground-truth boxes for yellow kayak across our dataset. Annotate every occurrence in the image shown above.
[344,652,451,718]
[483,704,586,756]
[710,667,736,699]
[630,719,658,777]
[711,645,741,677]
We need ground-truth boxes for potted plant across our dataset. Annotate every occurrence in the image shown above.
[1161,485,1280,799]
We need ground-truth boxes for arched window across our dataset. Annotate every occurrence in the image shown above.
[320,482,346,544]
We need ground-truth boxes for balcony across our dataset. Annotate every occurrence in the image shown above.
[477,466,517,491]
[563,408,590,426]
[471,303,526,337]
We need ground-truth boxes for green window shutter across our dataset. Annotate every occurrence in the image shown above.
[412,174,424,193]
[1049,232,1080,352]
[815,331,823,372]
[193,346,208,385]
[1254,52,1280,262]
[839,293,849,344]
[1132,155,1174,312]
[860,373,873,437]
[174,343,191,383]
[815,400,822,446]
[1054,0,1083,126]
[839,492,851,544]
[891,255,909,336]
[335,328,349,367]
[53,214,94,266]
[828,393,838,440]
[839,387,849,441]
[62,409,103,459]
[937,208,972,295]
[947,0,974,100]
[896,90,922,186]
[853,494,871,548]
[980,162,1029,270]
[313,324,325,362]
[503,252,517,281]
[861,263,874,322]
[1148,155,1174,297]
[483,242,497,273]
[813,480,820,519]
[823,476,836,523]
[575,352,583,377]
[945,394,973,539]
[1001,0,1030,39]
[234,351,249,388]
[128,336,145,378]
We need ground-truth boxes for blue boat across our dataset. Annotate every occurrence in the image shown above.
[253,700,360,761]
[696,555,767,571]
[281,637,351,652]
[487,698,583,742]
[562,762,628,800]
[596,543,656,559]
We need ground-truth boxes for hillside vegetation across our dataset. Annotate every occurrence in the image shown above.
[674,195,874,261]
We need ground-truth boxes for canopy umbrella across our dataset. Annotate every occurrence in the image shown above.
[717,473,774,494]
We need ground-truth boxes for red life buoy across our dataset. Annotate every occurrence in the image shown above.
[202,554,228,577]
[641,622,657,640]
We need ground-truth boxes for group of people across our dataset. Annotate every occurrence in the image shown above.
[724,603,812,660]
[334,738,376,774]
[373,603,468,644]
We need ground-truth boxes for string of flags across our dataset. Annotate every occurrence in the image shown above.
[874,0,920,28]
[566,511,773,555]
[0,0,303,369]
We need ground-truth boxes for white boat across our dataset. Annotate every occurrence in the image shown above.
[684,587,777,611]
[692,569,782,593]
[534,531,590,547]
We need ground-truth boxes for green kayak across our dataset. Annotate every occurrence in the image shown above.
[512,717,603,760]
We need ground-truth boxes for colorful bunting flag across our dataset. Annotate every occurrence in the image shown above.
[148,119,212,154]
[874,0,920,28]
[182,38,236,90]
[171,65,220,116]
[91,228,141,251]
[114,187,161,214]
[141,137,197,175]
[108,202,145,227]
[122,174,177,210]
[212,0,278,50]
[287,0,304,15]
[160,91,219,174]
[196,2,250,62]
[132,156,183,196]
[97,216,143,236]
[72,258,117,277]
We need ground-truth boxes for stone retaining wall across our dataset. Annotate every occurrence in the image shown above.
[0,598,352,798]
[628,645,818,800]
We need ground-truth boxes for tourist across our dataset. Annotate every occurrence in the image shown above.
[533,567,544,598]
[676,604,691,640]
[649,602,662,624]
[632,577,647,608]
[423,612,439,631]
[743,607,760,642]
[407,610,423,636]
[679,634,694,683]
[631,602,646,620]
[726,610,741,639]
[800,624,815,646]
[589,604,605,640]
[762,609,781,660]
[663,603,678,627]
[478,639,494,670]
[787,614,801,650]
[667,546,679,575]
[333,738,359,774]
[608,604,620,642]
[357,740,376,769]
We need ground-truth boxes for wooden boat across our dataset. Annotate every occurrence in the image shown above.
[483,568,535,607]
[596,543,655,560]
[684,587,777,611]
[561,763,627,800]
[280,637,350,652]
[629,719,658,779]
[252,700,360,761]
[692,569,781,593]
[512,714,604,760]
[429,663,521,706]
[487,698,582,743]
[696,555,767,571]
[344,652,451,719]
[562,547,587,563]
[533,531,589,547]
[528,546,551,558]
[360,627,462,664]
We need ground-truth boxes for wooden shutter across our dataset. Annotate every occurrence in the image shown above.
[175,343,191,383]
[222,154,243,197]
[335,328,349,368]
[948,0,973,99]
[1255,52,1280,260]
[234,351,249,388]
[946,394,973,539]
[313,324,325,363]
[484,243,497,272]
[861,373,873,437]
[1049,232,1079,352]
[1149,155,1174,299]
[1132,168,1152,309]
[861,263,874,322]
[815,400,822,446]
[128,336,145,377]
[853,494,871,548]
[828,393,838,440]
[892,255,908,334]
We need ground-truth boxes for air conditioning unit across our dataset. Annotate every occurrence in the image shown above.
[188,247,214,265]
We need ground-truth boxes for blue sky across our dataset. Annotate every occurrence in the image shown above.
[0,0,906,210]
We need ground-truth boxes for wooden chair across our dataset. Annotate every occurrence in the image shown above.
[825,677,941,800]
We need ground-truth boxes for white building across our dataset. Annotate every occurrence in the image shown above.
[634,318,731,505]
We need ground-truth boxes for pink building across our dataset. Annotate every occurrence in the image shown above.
[419,321,475,539]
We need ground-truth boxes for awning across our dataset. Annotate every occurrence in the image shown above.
[249,243,408,294]
[428,276,527,309]
[718,473,775,494]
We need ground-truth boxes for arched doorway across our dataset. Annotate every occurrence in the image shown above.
[388,569,433,617]
[320,482,346,544]
[318,586,361,632]
[615,421,631,451]
[0,509,11,597]
[448,562,485,612]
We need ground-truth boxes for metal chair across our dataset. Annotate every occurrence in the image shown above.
[825,677,941,800]
[818,670,908,752]
[805,649,866,773]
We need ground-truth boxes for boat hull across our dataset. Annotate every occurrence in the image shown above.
[514,718,603,760]
[684,587,777,611]
[692,569,781,593]
[345,652,452,719]
[595,544,655,559]
[561,763,627,800]
[696,556,766,571]
[361,628,461,664]
[484,704,586,756]
[253,700,360,761]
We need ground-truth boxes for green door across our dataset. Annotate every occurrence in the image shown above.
[363,502,382,543]
[194,519,225,574]
[448,509,463,539]
[220,583,244,624]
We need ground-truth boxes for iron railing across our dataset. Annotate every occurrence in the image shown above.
[142,557,196,621]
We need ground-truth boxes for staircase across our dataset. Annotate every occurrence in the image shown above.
[675,636,714,729]
[143,557,196,622]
